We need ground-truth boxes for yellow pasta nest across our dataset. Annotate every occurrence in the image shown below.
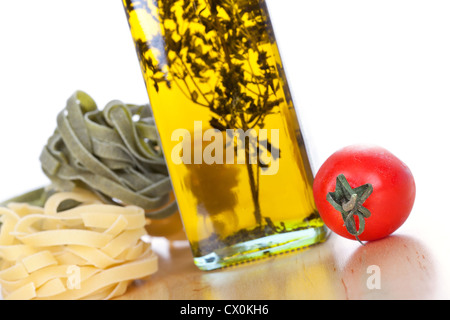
[0,189,158,300]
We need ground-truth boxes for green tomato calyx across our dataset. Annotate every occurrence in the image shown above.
[326,174,373,244]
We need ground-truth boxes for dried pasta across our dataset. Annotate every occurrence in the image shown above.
[39,90,178,219]
[0,189,158,300]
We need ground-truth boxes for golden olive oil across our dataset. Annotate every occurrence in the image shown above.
[123,0,327,270]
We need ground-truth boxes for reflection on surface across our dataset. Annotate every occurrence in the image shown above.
[121,231,341,299]
[199,240,341,299]
[340,235,436,300]
[119,230,437,299]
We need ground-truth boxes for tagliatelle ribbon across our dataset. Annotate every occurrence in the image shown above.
[0,190,158,300]
[39,91,177,219]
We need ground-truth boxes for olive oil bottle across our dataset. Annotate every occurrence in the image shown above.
[123,0,328,270]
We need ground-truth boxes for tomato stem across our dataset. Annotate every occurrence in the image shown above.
[326,174,373,244]
[342,194,357,212]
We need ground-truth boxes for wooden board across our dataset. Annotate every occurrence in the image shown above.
[117,206,449,300]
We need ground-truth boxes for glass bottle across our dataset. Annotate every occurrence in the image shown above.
[122,0,328,271]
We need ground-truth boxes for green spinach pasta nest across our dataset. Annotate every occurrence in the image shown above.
[40,91,177,219]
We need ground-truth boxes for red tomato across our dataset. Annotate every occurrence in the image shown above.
[313,145,416,242]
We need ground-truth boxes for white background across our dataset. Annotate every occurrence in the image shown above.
[0,1,449,266]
